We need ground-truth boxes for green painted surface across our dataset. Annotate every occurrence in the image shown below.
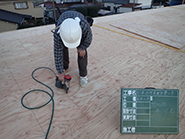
[120,88,179,134]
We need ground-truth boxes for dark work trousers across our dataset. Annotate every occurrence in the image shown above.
[63,46,87,77]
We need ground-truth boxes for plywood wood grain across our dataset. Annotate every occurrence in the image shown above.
[95,5,185,50]
[110,20,185,49]
[0,5,185,139]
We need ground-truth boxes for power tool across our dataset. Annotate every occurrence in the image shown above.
[55,75,72,93]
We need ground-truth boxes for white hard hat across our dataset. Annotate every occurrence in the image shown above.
[59,18,82,48]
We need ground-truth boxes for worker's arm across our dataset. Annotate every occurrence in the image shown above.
[54,32,65,82]
[77,20,92,50]
[77,48,86,57]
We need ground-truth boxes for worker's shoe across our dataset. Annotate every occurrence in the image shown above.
[80,76,88,88]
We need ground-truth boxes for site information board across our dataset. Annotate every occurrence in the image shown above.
[120,88,179,134]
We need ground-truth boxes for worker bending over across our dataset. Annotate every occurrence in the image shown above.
[54,10,93,87]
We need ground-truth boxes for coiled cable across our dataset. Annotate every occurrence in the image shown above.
[21,67,56,139]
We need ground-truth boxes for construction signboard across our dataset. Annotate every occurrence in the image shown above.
[120,88,179,134]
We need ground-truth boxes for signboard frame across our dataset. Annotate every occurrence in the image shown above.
[120,88,179,134]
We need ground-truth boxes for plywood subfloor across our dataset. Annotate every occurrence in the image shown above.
[110,20,185,49]
[0,5,185,139]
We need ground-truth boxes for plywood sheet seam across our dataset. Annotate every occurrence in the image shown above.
[0,52,47,136]
[93,24,185,53]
